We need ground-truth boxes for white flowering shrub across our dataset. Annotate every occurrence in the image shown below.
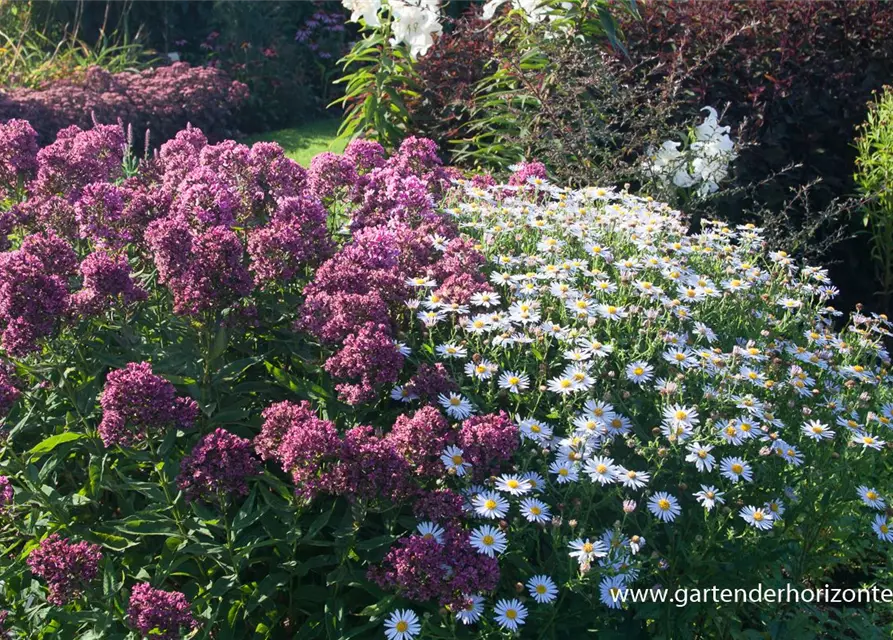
[644,107,738,200]
[386,176,893,637]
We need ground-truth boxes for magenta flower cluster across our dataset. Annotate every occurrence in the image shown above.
[0,230,75,355]
[0,119,333,350]
[70,250,147,316]
[256,400,519,509]
[27,534,103,605]
[457,411,520,481]
[177,428,261,503]
[0,364,21,418]
[255,400,414,502]
[0,119,38,200]
[368,528,500,610]
[98,361,198,448]
[0,475,13,510]
[127,583,197,640]
[298,137,489,404]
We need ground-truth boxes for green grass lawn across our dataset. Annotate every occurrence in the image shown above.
[244,119,346,167]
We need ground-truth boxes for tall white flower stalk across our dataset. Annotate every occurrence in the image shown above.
[342,0,442,59]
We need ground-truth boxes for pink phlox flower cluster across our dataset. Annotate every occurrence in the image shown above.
[27,534,102,605]
[98,361,198,448]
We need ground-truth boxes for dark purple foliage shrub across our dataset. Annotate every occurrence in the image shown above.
[0,63,248,145]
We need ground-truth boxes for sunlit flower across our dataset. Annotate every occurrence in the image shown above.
[526,575,558,603]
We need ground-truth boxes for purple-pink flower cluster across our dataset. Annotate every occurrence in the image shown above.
[31,123,126,198]
[247,195,334,287]
[0,230,76,355]
[255,400,342,500]
[177,428,261,503]
[71,250,147,316]
[457,411,521,482]
[127,583,197,640]
[368,527,500,610]
[98,361,198,448]
[0,475,13,510]
[145,220,251,315]
[0,364,21,418]
[388,405,455,478]
[27,534,102,605]
[255,401,425,502]
[0,119,38,198]
[323,321,405,405]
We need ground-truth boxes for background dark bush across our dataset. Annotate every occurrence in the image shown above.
[0,62,248,146]
[406,8,496,150]
[618,0,893,310]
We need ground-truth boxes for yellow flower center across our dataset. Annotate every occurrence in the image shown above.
[482,535,494,546]
[596,464,607,474]
[396,621,409,632]
[634,367,644,376]
[530,506,541,515]
[731,464,743,474]
[506,609,517,620]
[867,491,878,500]
[583,543,594,553]
[752,511,764,521]
[658,499,671,511]
[508,377,520,385]
[507,480,519,489]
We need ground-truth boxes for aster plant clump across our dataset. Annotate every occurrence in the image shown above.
[0,115,890,639]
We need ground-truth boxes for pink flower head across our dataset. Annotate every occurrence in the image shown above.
[386,405,456,478]
[127,583,197,640]
[457,411,520,481]
[71,250,147,316]
[98,361,198,448]
[177,428,261,503]
[324,322,404,405]
[369,528,499,609]
[27,534,102,605]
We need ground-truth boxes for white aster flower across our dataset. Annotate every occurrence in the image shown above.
[470,525,508,557]
[693,485,725,511]
[472,490,509,519]
[438,392,474,419]
[526,575,558,603]
[520,498,551,523]
[647,492,681,523]
[455,594,484,624]
[493,598,527,632]
[440,445,471,476]
[858,486,886,510]
[384,608,420,640]
[740,505,774,531]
